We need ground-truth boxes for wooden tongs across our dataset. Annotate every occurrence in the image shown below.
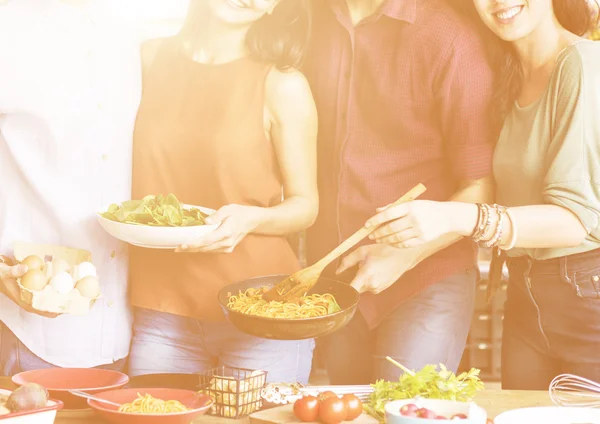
[262,183,427,302]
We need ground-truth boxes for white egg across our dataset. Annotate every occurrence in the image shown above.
[74,262,97,281]
[52,258,71,276]
[49,271,75,295]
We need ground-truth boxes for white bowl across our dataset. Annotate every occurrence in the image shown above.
[0,389,62,424]
[385,399,487,424]
[97,205,220,249]
[494,406,600,424]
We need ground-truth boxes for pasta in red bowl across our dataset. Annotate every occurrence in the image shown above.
[87,388,213,424]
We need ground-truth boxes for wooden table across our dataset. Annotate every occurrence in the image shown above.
[249,390,556,423]
[1,376,555,423]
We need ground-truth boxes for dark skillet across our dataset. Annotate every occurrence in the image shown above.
[218,274,359,340]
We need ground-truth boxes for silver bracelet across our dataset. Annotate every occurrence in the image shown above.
[498,209,517,250]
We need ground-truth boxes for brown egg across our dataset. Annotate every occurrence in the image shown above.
[75,276,100,299]
[20,255,44,271]
[20,269,49,291]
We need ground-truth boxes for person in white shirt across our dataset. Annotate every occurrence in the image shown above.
[0,0,186,374]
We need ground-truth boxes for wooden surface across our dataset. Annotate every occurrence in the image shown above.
[471,389,554,417]
[1,376,555,424]
[50,409,249,424]
[248,389,555,423]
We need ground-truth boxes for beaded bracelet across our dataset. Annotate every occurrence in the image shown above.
[485,204,507,248]
[473,203,492,243]
[470,204,484,238]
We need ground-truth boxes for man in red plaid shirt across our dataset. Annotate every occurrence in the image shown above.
[304,0,496,383]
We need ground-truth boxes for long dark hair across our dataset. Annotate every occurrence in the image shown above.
[246,0,312,70]
[181,0,311,71]
[447,0,598,130]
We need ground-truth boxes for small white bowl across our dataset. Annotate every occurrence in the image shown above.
[385,398,487,424]
[97,205,219,249]
[494,406,600,424]
[0,389,62,424]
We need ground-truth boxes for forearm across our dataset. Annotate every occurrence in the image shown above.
[253,196,318,236]
[411,178,493,263]
[505,205,587,248]
[452,203,587,249]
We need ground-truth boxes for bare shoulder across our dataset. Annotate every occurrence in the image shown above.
[140,38,170,73]
[264,67,316,120]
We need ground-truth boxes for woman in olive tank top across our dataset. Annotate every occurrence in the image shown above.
[343,0,600,389]
[128,0,317,384]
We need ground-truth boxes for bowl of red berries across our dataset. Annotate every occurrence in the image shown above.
[385,398,490,423]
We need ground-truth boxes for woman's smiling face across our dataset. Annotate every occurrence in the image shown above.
[207,0,279,26]
[472,0,556,41]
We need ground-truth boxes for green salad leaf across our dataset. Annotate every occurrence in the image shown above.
[364,362,485,422]
[327,299,342,314]
[101,194,209,227]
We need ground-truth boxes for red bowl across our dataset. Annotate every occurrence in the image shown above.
[12,368,129,409]
[87,388,213,424]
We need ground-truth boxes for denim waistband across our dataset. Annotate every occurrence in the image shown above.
[507,248,600,276]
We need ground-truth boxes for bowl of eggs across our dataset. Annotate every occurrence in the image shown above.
[14,242,101,315]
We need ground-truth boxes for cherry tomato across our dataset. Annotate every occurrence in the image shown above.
[318,396,347,424]
[341,394,363,421]
[318,391,338,401]
[451,413,468,419]
[400,403,419,416]
[417,408,437,419]
[293,395,319,422]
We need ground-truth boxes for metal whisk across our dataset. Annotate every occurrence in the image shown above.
[550,374,600,408]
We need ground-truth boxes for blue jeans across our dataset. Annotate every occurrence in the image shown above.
[320,268,476,384]
[0,322,126,376]
[128,308,315,384]
[503,249,600,390]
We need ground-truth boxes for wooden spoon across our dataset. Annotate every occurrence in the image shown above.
[262,183,427,302]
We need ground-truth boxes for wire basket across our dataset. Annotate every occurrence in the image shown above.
[199,366,268,418]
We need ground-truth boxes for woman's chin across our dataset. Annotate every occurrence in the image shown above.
[489,26,533,43]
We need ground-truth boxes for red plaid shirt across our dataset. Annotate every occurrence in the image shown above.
[305,0,495,329]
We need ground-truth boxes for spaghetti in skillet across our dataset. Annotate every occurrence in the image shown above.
[226,287,341,319]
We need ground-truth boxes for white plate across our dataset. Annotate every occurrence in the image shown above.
[385,399,487,423]
[494,406,600,424]
[97,204,220,249]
